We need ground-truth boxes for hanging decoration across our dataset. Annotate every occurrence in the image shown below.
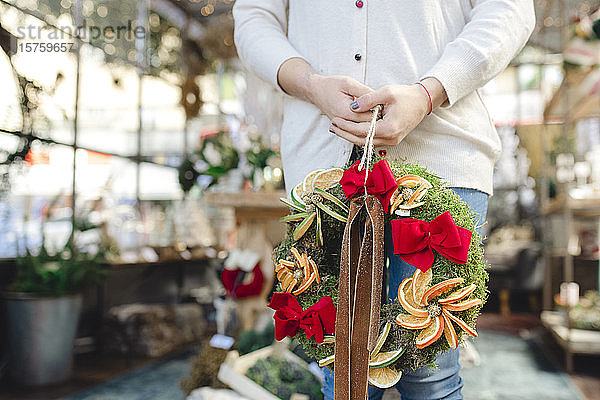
[270,108,489,396]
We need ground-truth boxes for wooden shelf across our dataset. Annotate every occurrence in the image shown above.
[541,196,600,217]
[204,190,287,210]
[105,257,209,270]
[541,311,600,355]
[204,190,288,219]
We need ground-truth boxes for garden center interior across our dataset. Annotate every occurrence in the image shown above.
[0,1,600,399]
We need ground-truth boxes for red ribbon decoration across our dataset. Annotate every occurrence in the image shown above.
[221,263,264,299]
[391,211,472,272]
[340,159,397,213]
[268,293,336,344]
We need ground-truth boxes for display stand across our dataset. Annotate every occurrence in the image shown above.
[541,198,600,371]
[541,310,600,371]
[205,191,287,330]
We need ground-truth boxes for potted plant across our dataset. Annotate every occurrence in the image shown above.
[3,232,107,385]
[245,137,279,190]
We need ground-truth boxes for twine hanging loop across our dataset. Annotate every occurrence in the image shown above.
[357,104,383,190]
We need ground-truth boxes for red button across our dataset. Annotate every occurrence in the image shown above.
[356,0,363,8]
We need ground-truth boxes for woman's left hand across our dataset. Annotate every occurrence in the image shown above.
[328,82,435,146]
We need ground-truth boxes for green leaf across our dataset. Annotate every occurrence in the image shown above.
[280,212,310,223]
[316,208,323,247]
[203,165,228,178]
[316,203,347,222]
[280,198,306,213]
[314,187,349,213]
[293,212,316,240]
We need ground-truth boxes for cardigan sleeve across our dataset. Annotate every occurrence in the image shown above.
[421,0,536,107]
[233,0,305,89]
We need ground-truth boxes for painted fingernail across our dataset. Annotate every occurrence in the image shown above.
[350,101,359,110]
[332,122,338,127]
[329,128,335,133]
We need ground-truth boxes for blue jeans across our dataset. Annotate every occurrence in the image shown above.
[322,188,489,400]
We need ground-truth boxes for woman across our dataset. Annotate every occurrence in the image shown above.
[233,1,535,399]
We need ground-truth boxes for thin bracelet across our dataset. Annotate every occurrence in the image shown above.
[415,81,433,115]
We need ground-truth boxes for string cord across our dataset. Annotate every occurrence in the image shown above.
[357,104,383,190]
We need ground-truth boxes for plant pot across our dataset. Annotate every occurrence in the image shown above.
[3,293,82,385]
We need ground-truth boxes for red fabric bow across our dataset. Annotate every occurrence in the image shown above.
[340,159,397,213]
[268,293,336,344]
[391,211,472,272]
[221,264,264,299]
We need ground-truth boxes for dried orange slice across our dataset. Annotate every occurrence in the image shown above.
[422,278,464,305]
[285,278,297,293]
[302,169,326,193]
[395,174,423,188]
[311,168,344,191]
[411,268,432,306]
[369,348,405,369]
[276,268,286,280]
[291,183,306,206]
[302,253,310,273]
[318,354,335,367]
[368,366,402,388]
[416,315,444,349]
[398,278,428,317]
[443,298,482,312]
[279,273,293,289]
[322,335,335,344]
[389,190,399,208]
[396,313,431,329]
[443,313,458,349]
[290,248,302,263]
[293,273,316,295]
[309,259,320,284]
[443,309,478,337]
[279,259,295,268]
[370,322,392,360]
[438,284,477,305]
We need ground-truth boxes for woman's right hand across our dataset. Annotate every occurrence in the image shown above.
[306,74,374,123]
[277,58,373,123]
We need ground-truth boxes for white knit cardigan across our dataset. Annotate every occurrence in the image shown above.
[233,0,536,195]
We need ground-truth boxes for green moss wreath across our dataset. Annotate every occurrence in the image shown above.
[272,157,488,376]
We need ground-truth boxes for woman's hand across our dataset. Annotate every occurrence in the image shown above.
[306,74,374,123]
[277,58,373,123]
[328,78,447,146]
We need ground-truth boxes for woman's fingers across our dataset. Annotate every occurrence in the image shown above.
[331,118,395,139]
[343,78,373,99]
[329,119,400,146]
[328,124,364,146]
[350,85,393,113]
[330,118,370,136]
[343,110,376,123]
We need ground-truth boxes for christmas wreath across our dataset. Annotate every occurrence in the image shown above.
[269,152,488,391]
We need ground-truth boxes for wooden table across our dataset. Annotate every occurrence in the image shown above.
[541,310,600,372]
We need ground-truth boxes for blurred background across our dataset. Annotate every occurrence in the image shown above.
[0,1,599,399]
